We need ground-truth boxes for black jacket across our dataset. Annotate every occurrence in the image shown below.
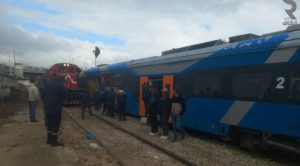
[158,96,171,117]
[81,90,91,106]
[117,92,127,109]
[43,78,68,115]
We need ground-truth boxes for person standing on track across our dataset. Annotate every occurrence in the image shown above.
[27,79,39,122]
[148,85,159,136]
[99,87,108,114]
[158,88,171,140]
[106,87,115,117]
[81,89,93,120]
[43,72,68,147]
[171,89,186,141]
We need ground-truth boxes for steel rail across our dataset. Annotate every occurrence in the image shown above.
[92,114,197,166]
[63,111,127,166]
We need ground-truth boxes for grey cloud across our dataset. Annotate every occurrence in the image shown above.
[0,20,71,56]
[49,0,245,14]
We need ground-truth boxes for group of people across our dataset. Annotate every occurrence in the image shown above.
[81,86,128,121]
[27,73,129,147]
[27,75,186,147]
[27,72,68,147]
[142,82,186,141]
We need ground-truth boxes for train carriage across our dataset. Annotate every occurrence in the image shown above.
[85,24,300,152]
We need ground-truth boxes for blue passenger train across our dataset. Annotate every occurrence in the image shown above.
[85,24,300,152]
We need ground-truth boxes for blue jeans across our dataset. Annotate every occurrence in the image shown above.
[29,101,37,121]
[172,114,185,140]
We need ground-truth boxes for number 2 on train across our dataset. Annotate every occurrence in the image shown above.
[276,77,285,89]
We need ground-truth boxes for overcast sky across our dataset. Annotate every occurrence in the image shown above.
[0,0,299,68]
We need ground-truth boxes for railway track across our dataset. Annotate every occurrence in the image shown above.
[64,110,197,166]
[63,111,127,166]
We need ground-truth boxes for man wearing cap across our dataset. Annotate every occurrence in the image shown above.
[158,88,171,140]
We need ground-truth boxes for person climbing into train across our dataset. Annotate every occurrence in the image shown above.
[142,82,151,123]
[158,88,172,140]
[43,71,68,146]
[148,85,159,136]
[81,89,93,120]
[28,79,40,122]
[171,89,186,141]
[117,87,127,121]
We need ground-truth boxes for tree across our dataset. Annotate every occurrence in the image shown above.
[93,46,100,58]
[93,46,100,66]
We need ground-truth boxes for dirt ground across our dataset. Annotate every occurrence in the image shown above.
[66,108,182,166]
[1,101,300,166]
[0,101,117,166]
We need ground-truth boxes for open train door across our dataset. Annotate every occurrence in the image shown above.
[139,76,149,117]
[163,75,174,123]
[162,75,174,97]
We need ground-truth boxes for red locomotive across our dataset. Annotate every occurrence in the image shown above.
[48,63,81,89]
[47,63,82,104]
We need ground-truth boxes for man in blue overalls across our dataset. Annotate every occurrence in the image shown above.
[43,73,68,147]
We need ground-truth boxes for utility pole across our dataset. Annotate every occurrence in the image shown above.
[13,49,16,67]
[7,51,11,76]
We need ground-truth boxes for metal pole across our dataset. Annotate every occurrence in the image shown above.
[13,49,16,76]
[8,51,11,76]
[13,49,16,67]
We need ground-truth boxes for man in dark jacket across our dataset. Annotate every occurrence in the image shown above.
[43,75,68,147]
[149,86,159,135]
[117,88,127,121]
[158,88,171,140]
[106,87,115,117]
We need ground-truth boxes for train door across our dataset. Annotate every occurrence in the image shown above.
[139,75,174,117]
[162,75,174,97]
[139,76,149,116]
[162,75,174,123]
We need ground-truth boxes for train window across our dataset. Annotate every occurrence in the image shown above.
[289,70,300,103]
[232,72,271,100]
[194,75,221,97]
[58,66,65,73]
[68,66,75,73]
